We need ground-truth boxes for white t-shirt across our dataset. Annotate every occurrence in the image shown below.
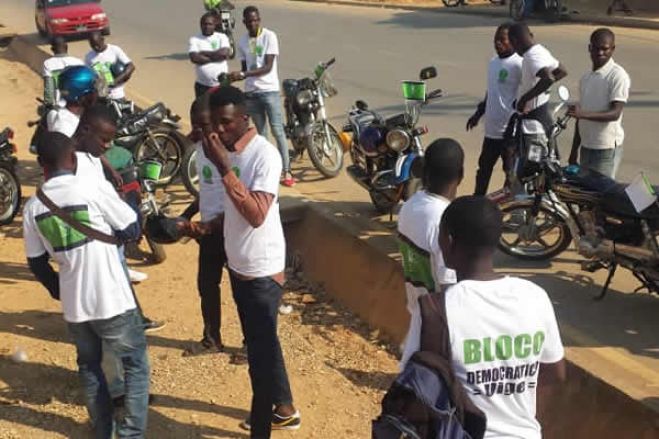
[401,277,564,439]
[397,191,456,315]
[75,151,104,181]
[223,135,284,277]
[43,55,85,107]
[578,59,630,150]
[85,44,132,100]
[485,54,523,139]
[518,44,560,135]
[188,32,231,87]
[47,107,80,138]
[238,28,280,93]
[23,174,138,323]
[195,141,225,222]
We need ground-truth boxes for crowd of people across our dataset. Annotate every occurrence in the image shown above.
[20,2,633,438]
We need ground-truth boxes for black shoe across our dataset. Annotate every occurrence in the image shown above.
[143,318,166,333]
[240,410,301,431]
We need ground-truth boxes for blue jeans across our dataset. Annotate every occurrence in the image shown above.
[68,308,150,439]
[580,145,623,179]
[230,274,293,438]
[245,91,290,172]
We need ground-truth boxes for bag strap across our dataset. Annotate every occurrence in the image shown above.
[37,188,120,245]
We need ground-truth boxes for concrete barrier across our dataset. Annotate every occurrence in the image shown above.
[283,202,659,439]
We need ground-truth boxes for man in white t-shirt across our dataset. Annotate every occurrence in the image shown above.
[42,36,84,107]
[202,86,299,436]
[178,93,228,355]
[228,6,294,187]
[568,28,630,179]
[402,196,566,439]
[23,132,150,438]
[398,138,462,320]
[46,65,98,139]
[508,23,567,167]
[467,24,522,195]
[189,12,232,98]
[85,32,135,101]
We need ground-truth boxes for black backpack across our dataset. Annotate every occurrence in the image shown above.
[372,293,487,439]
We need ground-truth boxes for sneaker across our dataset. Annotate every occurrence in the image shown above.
[240,410,301,431]
[143,318,166,333]
[182,339,224,357]
[281,175,296,187]
[128,269,148,284]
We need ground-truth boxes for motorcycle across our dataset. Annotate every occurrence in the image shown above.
[509,0,565,21]
[343,66,442,214]
[113,102,186,187]
[494,86,659,299]
[283,57,344,178]
[205,0,236,59]
[118,162,170,264]
[0,127,21,226]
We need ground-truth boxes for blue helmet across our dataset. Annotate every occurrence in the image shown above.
[58,65,99,103]
[359,126,385,153]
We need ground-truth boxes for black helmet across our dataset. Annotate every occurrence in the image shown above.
[144,215,185,244]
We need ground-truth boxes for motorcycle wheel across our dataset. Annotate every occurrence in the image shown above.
[509,0,526,20]
[442,0,462,6]
[498,200,572,260]
[307,122,344,178]
[181,146,199,198]
[133,128,184,186]
[543,0,561,21]
[0,165,21,226]
[146,236,167,264]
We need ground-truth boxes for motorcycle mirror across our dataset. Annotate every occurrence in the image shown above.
[558,85,570,102]
[355,100,369,111]
[419,66,437,81]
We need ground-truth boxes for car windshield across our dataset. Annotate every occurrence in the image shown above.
[47,0,100,7]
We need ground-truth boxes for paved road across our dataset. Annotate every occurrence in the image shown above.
[1,0,657,404]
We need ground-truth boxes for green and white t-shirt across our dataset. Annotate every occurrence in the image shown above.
[397,191,456,315]
[485,53,522,140]
[195,141,225,222]
[85,44,132,100]
[23,174,138,323]
[188,32,231,87]
[238,27,280,93]
[402,277,564,439]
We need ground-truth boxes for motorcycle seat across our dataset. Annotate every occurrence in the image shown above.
[563,168,619,194]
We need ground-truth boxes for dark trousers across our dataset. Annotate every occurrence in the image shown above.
[194,82,213,99]
[197,231,226,346]
[474,137,515,196]
[230,273,293,439]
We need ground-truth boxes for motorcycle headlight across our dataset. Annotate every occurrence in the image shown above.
[296,90,314,107]
[386,129,411,153]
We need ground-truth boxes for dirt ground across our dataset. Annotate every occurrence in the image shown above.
[0,55,399,438]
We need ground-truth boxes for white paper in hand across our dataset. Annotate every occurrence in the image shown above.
[625,173,657,213]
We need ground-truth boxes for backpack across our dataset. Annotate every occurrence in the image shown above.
[372,293,487,439]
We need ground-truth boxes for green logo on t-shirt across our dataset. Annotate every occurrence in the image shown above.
[498,68,509,83]
[232,166,241,178]
[202,165,213,184]
[211,40,219,50]
[463,331,545,365]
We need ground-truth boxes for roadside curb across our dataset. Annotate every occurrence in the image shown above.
[292,0,659,30]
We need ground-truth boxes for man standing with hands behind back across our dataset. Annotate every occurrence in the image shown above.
[568,28,630,179]
[228,6,295,187]
[189,12,232,98]
[202,86,300,437]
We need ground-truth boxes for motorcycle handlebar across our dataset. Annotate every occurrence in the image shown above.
[324,58,336,69]
[27,120,40,128]
[425,88,443,101]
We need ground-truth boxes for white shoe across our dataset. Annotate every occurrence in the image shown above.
[128,269,148,284]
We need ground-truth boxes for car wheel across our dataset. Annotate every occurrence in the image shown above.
[102,27,111,36]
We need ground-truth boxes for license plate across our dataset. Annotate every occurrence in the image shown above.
[220,12,231,20]
[76,25,86,31]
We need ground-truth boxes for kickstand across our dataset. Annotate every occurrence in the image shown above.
[595,263,617,301]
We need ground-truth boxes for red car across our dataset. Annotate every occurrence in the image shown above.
[35,0,110,38]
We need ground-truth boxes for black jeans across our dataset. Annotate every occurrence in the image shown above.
[194,82,213,99]
[474,137,515,196]
[230,273,293,438]
[197,231,227,346]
